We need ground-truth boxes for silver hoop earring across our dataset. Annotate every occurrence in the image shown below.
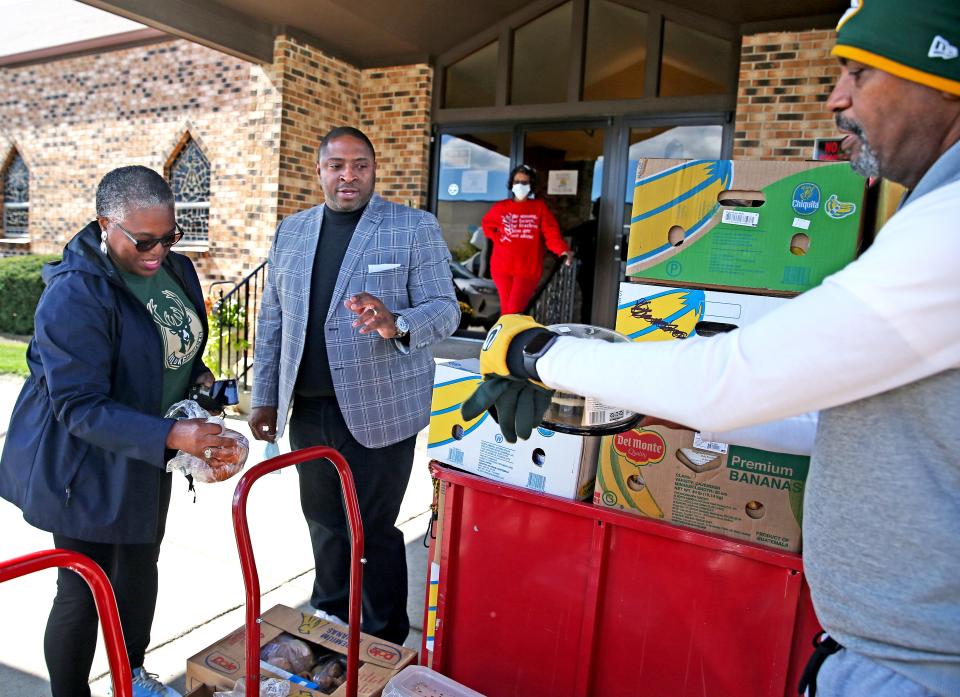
[100,228,108,255]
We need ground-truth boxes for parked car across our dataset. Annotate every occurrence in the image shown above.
[450,260,500,329]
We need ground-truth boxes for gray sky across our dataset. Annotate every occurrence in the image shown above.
[0,0,144,59]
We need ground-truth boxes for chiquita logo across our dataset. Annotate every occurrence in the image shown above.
[367,643,401,664]
[614,430,666,465]
[205,652,239,673]
[791,183,821,216]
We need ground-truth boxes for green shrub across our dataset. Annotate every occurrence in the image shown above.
[0,254,59,335]
[204,298,250,379]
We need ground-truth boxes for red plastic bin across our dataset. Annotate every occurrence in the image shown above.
[424,463,820,697]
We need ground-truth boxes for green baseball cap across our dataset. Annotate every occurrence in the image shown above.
[832,0,960,95]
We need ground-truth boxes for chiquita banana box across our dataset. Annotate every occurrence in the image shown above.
[428,359,598,500]
[626,159,865,294]
[615,282,786,341]
[594,426,809,553]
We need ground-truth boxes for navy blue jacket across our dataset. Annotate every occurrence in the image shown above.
[0,222,209,544]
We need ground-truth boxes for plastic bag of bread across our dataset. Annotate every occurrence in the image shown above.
[312,656,348,694]
[164,399,249,483]
[259,633,316,676]
[310,653,348,694]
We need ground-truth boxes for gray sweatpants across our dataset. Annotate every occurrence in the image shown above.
[815,649,939,697]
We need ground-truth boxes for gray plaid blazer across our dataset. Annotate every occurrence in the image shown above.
[252,194,459,448]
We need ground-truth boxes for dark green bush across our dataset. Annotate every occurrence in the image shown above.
[0,254,60,335]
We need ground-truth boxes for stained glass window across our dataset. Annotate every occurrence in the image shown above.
[169,138,210,244]
[3,153,29,239]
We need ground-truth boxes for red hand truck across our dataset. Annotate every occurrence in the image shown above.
[232,446,364,697]
[0,549,133,697]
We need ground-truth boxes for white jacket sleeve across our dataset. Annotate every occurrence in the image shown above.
[537,180,960,433]
[698,412,819,456]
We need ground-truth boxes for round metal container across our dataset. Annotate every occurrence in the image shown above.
[541,323,642,436]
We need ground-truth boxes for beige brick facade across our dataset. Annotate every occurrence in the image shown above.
[0,35,433,292]
[733,30,840,160]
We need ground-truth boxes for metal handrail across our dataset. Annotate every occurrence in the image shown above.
[524,256,579,325]
[209,260,268,390]
[0,549,132,697]
[232,447,364,697]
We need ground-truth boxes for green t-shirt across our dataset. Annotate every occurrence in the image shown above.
[120,266,204,414]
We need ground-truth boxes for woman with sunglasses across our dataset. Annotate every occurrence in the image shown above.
[481,164,574,315]
[0,165,241,697]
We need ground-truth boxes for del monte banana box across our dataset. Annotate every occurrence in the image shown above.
[595,426,808,552]
[626,159,865,295]
[428,359,598,500]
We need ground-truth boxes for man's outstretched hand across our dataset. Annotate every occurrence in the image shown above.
[460,314,558,443]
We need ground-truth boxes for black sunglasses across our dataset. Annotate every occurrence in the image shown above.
[112,220,185,252]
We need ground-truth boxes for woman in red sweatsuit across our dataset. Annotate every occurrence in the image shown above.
[481,164,574,315]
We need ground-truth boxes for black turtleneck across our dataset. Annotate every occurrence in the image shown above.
[295,204,366,399]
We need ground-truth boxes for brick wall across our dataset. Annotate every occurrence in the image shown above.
[0,38,278,287]
[0,34,435,293]
[734,30,840,159]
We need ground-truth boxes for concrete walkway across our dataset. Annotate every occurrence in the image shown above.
[0,375,435,696]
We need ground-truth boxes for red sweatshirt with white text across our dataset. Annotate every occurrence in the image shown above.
[481,197,569,279]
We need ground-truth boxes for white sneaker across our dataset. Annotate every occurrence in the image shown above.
[312,608,347,626]
[130,667,182,697]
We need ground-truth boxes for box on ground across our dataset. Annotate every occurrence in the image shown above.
[626,159,865,294]
[383,665,485,697]
[428,359,598,500]
[185,686,215,697]
[186,604,416,697]
[594,426,809,552]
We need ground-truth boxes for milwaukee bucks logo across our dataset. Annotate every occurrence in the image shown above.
[147,290,203,369]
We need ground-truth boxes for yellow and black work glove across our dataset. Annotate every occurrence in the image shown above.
[461,314,558,443]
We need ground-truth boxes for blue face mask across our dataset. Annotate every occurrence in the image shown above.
[512,183,531,200]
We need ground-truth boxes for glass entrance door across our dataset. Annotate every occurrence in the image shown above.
[436,130,511,332]
[518,125,606,323]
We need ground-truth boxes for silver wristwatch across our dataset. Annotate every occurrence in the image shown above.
[394,314,410,338]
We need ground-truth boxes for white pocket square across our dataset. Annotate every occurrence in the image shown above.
[368,263,401,273]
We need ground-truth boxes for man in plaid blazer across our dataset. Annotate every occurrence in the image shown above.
[249,126,459,644]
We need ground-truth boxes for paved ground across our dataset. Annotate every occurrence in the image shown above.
[0,374,436,696]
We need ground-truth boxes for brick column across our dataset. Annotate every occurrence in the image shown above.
[361,65,433,209]
[734,30,841,160]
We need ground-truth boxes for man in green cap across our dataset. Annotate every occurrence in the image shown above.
[463,1,960,695]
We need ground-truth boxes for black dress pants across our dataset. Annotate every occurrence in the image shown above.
[45,473,171,697]
[290,397,416,645]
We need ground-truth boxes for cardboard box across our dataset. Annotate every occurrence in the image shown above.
[427,360,598,500]
[594,426,808,552]
[615,282,786,341]
[626,159,866,294]
[185,686,216,697]
[606,281,808,551]
[186,604,416,697]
